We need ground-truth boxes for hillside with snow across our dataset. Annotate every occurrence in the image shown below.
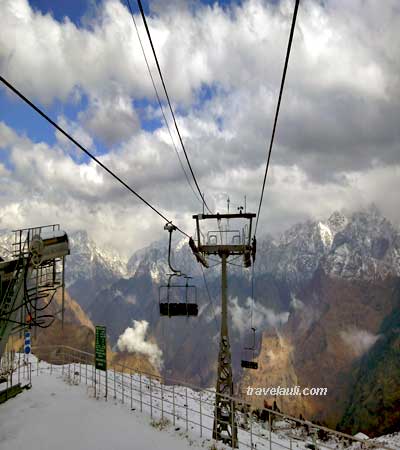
[1,354,398,450]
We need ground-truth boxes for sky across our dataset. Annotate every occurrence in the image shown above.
[0,0,399,257]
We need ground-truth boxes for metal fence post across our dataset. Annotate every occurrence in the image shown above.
[269,412,272,450]
[97,368,100,396]
[90,358,94,387]
[139,372,143,412]
[250,412,253,449]
[85,356,88,385]
[290,437,292,450]
[161,382,164,421]
[231,398,234,450]
[62,351,64,376]
[37,357,39,376]
[172,385,176,426]
[122,367,125,404]
[130,370,133,410]
[105,366,108,400]
[185,387,188,432]
[313,431,318,450]
[199,392,203,437]
[18,352,21,384]
[114,367,117,399]
[150,376,153,419]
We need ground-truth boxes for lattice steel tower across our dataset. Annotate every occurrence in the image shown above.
[192,211,256,447]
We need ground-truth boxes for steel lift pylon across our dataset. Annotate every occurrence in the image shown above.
[192,212,256,448]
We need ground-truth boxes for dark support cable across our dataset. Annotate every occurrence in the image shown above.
[0,75,190,239]
[136,0,212,214]
[254,0,300,236]
[125,0,202,206]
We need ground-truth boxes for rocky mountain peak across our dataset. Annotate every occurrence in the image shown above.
[65,230,128,287]
[327,210,348,234]
[255,207,400,286]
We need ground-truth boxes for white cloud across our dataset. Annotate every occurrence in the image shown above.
[56,115,94,152]
[117,319,163,369]
[230,296,289,336]
[0,0,400,256]
[340,327,381,358]
[80,93,140,145]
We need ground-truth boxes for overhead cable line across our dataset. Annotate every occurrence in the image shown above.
[254,0,300,236]
[135,0,212,214]
[125,0,203,206]
[0,75,191,239]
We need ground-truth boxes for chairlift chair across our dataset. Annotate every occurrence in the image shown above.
[158,223,199,318]
[241,327,258,370]
[159,274,198,317]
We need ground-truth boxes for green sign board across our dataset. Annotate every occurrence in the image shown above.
[95,325,107,371]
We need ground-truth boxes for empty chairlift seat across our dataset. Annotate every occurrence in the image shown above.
[241,327,258,370]
[159,278,198,317]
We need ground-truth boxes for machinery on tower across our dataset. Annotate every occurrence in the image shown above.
[0,224,70,360]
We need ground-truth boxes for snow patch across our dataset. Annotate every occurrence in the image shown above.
[318,222,333,248]
[150,264,161,283]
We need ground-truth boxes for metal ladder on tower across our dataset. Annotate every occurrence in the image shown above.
[0,257,27,356]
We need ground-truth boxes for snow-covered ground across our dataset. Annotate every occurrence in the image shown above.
[0,356,398,450]
[0,367,212,450]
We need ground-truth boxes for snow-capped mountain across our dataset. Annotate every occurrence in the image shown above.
[64,230,128,310]
[66,230,128,286]
[0,229,128,282]
[0,229,128,310]
[256,206,400,286]
[2,206,400,303]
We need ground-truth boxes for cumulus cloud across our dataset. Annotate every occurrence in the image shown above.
[340,327,381,358]
[117,319,163,369]
[80,93,140,146]
[56,115,94,154]
[0,0,400,256]
[230,296,289,336]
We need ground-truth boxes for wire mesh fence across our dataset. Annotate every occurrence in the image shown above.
[0,350,32,393]
[24,345,396,450]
